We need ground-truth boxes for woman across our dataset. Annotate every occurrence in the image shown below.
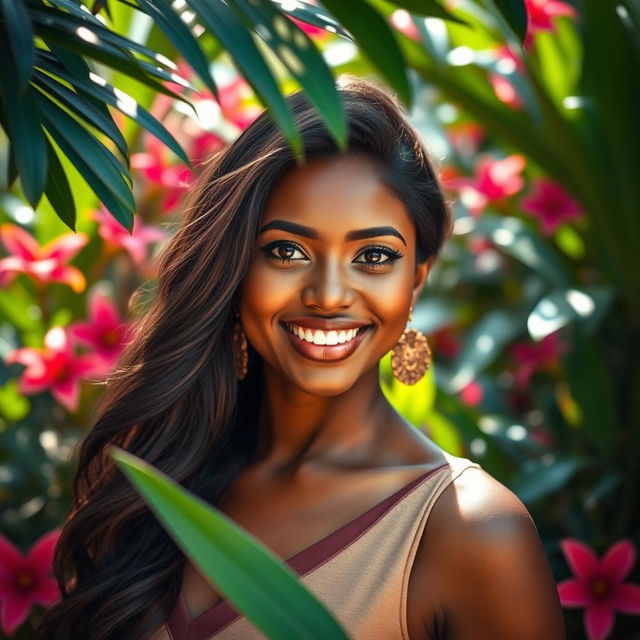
[37,76,565,640]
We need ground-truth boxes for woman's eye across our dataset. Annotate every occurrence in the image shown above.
[260,241,308,263]
[354,246,404,268]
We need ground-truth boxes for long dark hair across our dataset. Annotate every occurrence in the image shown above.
[36,75,453,639]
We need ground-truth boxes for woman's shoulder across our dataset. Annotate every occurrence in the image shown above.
[413,462,566,639]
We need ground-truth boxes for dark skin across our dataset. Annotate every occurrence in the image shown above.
[162,154,566,639]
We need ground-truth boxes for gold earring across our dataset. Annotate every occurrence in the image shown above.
[391,309,432,385]
[232,315,248,380]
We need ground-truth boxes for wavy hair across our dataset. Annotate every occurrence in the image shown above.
[35,75,453,639]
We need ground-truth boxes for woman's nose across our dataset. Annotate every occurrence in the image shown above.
[301,258,355,312]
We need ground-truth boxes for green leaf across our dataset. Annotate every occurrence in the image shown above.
[511,456,592,504]
[184,0,303,155]
[39,59,189,166]
[469,214,574,287]
[0,0,35,89]
[481,0,528,46]
[0,40,47,207]
[527,286,615,341]
[32,69,129,160]
[135,0,219,99]
[38,94,135,230]
[43,135,77,231]
[110,447,350,640]
[389,0,469,25]
[225,0,347,152]
[274,2,353,40]
[321,0,411,105]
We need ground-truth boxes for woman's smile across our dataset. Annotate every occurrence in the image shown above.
[279,319,374,362]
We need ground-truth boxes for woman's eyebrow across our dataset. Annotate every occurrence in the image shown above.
[259,220,406,246]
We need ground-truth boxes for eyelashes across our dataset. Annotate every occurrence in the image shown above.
[259,240,404,269]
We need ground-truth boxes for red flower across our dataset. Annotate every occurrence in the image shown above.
[0,530,61,636]
[68,287,133,369]
[446,154,526,216]
[520,178,584,234]
[489,45,526,109]
[0,224,88,292]
[558,538,640,640]
[4,327,105,411]
[524,0,578,48]
[509,330,567,387]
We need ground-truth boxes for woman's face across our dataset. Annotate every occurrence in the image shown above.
[239,153,430,396]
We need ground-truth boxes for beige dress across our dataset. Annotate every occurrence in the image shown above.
[161,452,481,640]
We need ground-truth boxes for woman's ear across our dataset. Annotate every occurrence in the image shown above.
[410,257,433,310]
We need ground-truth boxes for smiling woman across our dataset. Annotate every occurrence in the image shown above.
[36,75,565,640]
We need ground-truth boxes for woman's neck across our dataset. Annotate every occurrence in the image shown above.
[253,363,397,475]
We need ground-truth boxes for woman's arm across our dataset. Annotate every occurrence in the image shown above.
[422,468,566,640]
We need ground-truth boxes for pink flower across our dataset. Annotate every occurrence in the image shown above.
[446,154,526,216]
[0,224,88,292]
[520,178,584,234]
[68,288,132,369]
[489,45,526,109]
[509,330,567,387]
[390,9,421,41]
[92,207,167,265]
[557,538,640,640]
[524,0,578,48]
[131,136,193,213]
[4,327,105,411]
[197,75,263,132]
[460,380,483,406]
[0,530,61,636]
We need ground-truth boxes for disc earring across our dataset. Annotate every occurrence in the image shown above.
[391,309,432,385]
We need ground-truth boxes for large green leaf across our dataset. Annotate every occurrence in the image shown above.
[390,0,469,25]
[321,0,411,105]
[0,41,47,207]
[224,0,347,152]
[178,0,304,156]
[43,135,77,231]
[482,0,528,46]
[37,55,189,165]
[110,447,350,640]
[0,0,35,89]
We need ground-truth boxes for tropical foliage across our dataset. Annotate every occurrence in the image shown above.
[1,0,639,638]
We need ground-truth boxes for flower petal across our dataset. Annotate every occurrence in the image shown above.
[41,232,88,261]
[585,602,615,640]
[0,535,25,573]
[30,576,61,608]
[557,578,594,607]
[612,583,640,614]
[0,592,32,636]
[26,530,61,574]
[0,224,40,260]
[602,539,636,583]
[560,538,600,580]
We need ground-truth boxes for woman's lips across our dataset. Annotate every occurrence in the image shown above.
[280,323,372,362]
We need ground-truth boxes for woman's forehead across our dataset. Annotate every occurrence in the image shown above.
[261,155,415,237]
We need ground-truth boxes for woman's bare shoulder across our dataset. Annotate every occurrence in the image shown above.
[416,466,566,639]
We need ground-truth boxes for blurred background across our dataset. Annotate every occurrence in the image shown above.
[0,0,638,638]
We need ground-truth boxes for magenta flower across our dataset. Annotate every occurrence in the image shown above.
[68,288,133,369]
[446,154,526,216]
[0,530,61,636]
[558,538,640,640]
[520,178,584,234]
[4,326,105,411]
[509,330,567,387]
[524,0,578,48]
[0,224,88,292]
[130,136,193,213]
[92,207,167,266]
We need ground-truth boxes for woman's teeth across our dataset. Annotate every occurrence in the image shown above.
[284,323,366,346]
